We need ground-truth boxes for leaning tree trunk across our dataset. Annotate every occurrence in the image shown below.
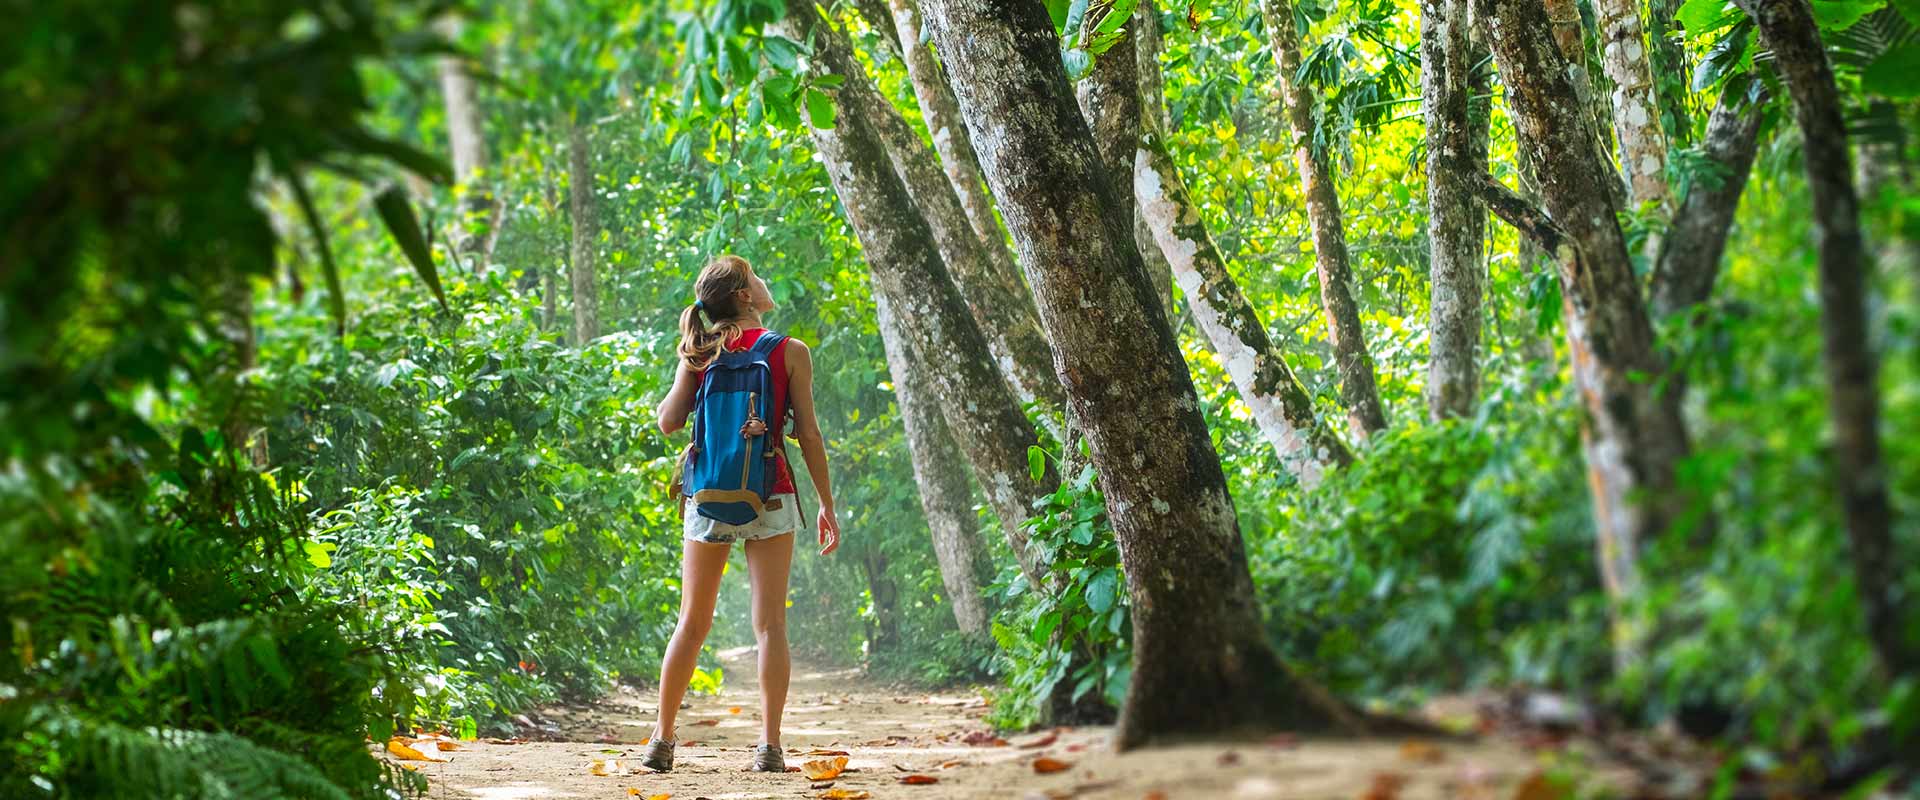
[1258,0,1390,438]
[1422,0,1491,419]
[1542,0,1630,208]
[775,4,1057,588]
[1649,88,1764,316]
[1476,0,1703,655]
[918,0,1363,749]
[1075,17,1142,230]
[875,293,994,636]
[1592,0,1672,211]
[1132,0,1178,318]
[855,50,1068,420]
[437,15,498,272]
[1736,0,1913,676]
[1136,136,1353,484]
[566,118,599,345]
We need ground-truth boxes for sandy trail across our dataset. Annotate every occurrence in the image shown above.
[412,646,1610,800]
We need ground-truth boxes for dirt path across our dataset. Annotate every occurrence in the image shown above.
[411,646,1617,799]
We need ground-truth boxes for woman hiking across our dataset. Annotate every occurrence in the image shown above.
[645,255,841,773]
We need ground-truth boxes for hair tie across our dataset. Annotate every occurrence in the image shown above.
[694,300,705,311]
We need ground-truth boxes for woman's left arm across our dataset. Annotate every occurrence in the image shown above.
[656,363,700,435]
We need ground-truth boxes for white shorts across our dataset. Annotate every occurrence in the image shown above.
[682,493,802,544]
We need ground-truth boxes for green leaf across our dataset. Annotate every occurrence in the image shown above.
[1864,41,1920,96]
[1676,0,1740,36]
[1085,569,1119,613]
[762,34,805,72]
[303,540,336,569]
[374,187,447,309]
[804,88,836,129]
[1813,0,1887,30]
[1028,445,1046,482]
[1091,0,1140,38]
[1046,0,1072,31]
[336,127,453,185]
[283,164,346,336]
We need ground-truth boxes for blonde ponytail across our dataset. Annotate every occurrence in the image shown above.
[677,255,755,371]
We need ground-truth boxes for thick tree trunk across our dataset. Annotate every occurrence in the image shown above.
[437,15,497,272]
[1075,21,1142,229]
[566,119,599,345]
[1650,88,1764,316]
[1133,0,1177,318]
[775,5,1056,587]
[919,0,1363,748]
[1592,0,1672,209]
[1136,136,1352,484]
[1422,0,1491,419]
[856,49,1068,419]
[883,0,1019,280]
[1737,0,1912,676]
[1542,0,1630,207]
[1258,0,1390,438]
[1476,0,1702,650]
[875,293,994,636]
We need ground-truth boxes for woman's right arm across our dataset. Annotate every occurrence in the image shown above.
[656,363,700,435]
[784,340,839,555]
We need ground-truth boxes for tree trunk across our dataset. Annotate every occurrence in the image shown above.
[775,4,1057,587]
[1258,0,1390,439]
[1736,0,1912,676]
[1075,20,1142,229]
[1136,136,1353,484]
[875,293,994,636]
[859,546,903,655]
[918,0,1363,748]
[884,0,1021,283]
[855,43,1068,419]
[1592,0,1672,210]
[1133,0,1177,318]
[437,15,497,273]
[567,119,600,345]
[1649,88,1764,316]
[1476,0,1702,653]
[1422,0,1491,420]
[1542,0,1630,208]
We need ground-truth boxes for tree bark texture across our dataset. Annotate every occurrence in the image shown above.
[566,119,599,345]
[1076,20,1143,229]
[1259,0,1390,438]
[776,4,1057,587]
[1541,0,1630,208]
[918,0,1362,748]
[859,547,903,654]
[1133,0,1178,318]
[1478,0,1700,635]
[1592,0,1672,209]
[1736,0,1911,676]
[1422,0,1491,420]
[875,293,994,636]
[1136,136,1353,484]
[854,41,1068,419]
[437,15,498,271]
[1649,88,1764,316]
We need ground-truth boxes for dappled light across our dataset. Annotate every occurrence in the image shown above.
[4,0,1917,798]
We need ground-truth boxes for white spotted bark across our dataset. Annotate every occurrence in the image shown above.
[1133,0,1177,318]
[1136,136,1352,484]
[919,0,1364,748]
[1593,0,1672,210]
[1422,0,1490,419]
[1258,0,1390,438]
[876,294,993,636]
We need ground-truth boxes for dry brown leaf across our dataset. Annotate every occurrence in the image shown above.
[1032,756,1073,774]
[803,749,850,756]
[1399,740,1444,764]
[1017,731,1060,749]
[728,706,743,714]
[1145,792,1169,800]
[816,791,871,800]
[1511,770,1566,800]
[590,759,611,777]
[802,755,850,781]
[627,790,641,797]
[899,774,939,785]
[1217,751,1242,766]
[648,795,671,800]
[1361,771,1408,800]
[689,719,720,727]
[386,738,448,762]
[435,741,464,751]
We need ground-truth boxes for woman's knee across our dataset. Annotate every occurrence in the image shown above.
[676,609,716,641]
[751,611,787,642]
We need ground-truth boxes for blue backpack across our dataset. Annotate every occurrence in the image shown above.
[680,330,790,525]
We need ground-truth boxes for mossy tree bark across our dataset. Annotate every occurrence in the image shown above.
[1649,88,1765,316]
[566,118,599,345]
[1421,0,1491,419]
[918,0,1363,748]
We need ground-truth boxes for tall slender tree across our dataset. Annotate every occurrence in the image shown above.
[1257,0,1389,438]
[1592,0,1672,211]
[918,0,1362,747]
[437,15,500,271]
[1421,0,1491,419]
[1132,0,1178,317]
[566,118,599,344]
[1734,0,1912,676]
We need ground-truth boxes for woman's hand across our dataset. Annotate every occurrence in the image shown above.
[816,507,840,556]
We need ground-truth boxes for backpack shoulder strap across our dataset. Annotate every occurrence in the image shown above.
[745,329,787,361]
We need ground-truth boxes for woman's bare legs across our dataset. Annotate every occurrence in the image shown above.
[652,538,731,742]
[743,532,795,747]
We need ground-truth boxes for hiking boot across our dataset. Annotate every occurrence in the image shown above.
[748,743,785,772]
[640,736,675,772]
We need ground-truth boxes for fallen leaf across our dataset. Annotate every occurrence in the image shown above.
[960,730,1008,747]
[690,719,720,727]
[1066,742,1089,753]
[1399,740,1445,764]
[1511,770,1567,800]
[627,790,640,797]
[816,791,871,800]
[590,759,611,777]
[802,755,850,781]
[1032,756,1073,774]
[899,774,939,785]
[386,738,448,762]
[804,749,851,756]
[601,748,622,754]
[1361,771,1408,800]
[1218,751,1242,766]
[728,706,743,714]
[1145,792,1169,800]
[435,741,464,751]
[1017,731,1060,749]
[1266,733,1300,750]
[937,760,966,769]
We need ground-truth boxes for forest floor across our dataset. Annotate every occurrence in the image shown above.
[406,646,1639,800]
